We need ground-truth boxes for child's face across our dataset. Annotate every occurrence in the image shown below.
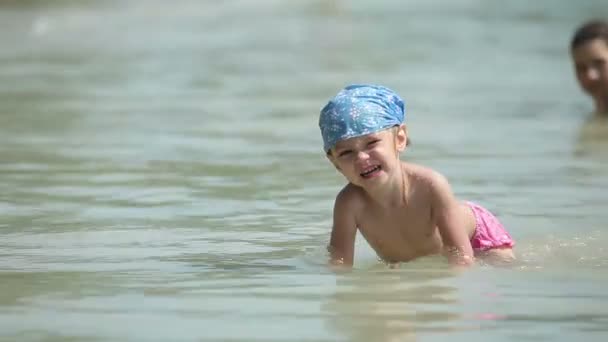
[327,125,407,187]
[572,38,608,101]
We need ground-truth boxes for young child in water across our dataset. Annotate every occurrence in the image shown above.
[319,84,515,267]
[570,19,608,117]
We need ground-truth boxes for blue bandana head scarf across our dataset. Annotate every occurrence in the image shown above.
[319,84,406,152]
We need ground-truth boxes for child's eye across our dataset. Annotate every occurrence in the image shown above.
[338,150,352,157]
[367,139,380,146]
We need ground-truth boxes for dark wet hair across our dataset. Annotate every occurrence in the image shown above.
[570,19,608,50]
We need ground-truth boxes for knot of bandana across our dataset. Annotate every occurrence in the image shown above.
[318,84,406,152]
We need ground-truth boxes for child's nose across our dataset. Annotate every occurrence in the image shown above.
[356,151,370,161]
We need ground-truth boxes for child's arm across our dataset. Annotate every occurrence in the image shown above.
[327,188,358,267]
[428,172,475,266]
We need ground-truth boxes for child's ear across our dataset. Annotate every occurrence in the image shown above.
[326,152,342,171]
[395,124,408,152]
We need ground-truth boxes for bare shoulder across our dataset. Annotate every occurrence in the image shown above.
[401,162,451,191]
[335,183,366,212]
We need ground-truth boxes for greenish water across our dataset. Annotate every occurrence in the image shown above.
[1,1,608,341]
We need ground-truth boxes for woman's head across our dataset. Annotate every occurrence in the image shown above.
[570,20,608,51]
[570,20,608,110]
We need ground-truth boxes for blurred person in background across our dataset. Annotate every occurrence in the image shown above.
[571,19,608,154]
[570,19,608,118]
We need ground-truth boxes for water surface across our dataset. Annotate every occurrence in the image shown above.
[1,1,608,341]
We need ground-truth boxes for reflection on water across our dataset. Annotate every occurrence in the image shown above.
[1,0,608,341]
[323,264,460,342]
[0,271,115,306]
[518,230,608,270]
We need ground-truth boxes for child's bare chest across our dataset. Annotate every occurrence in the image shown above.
[357,205,442,262]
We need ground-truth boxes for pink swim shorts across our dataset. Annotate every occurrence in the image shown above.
[466,201,515,251]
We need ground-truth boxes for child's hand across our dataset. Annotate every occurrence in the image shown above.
[443,246,475,267]
[327,257,353,273]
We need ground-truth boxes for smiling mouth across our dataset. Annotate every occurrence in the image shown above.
[360,165,381,178]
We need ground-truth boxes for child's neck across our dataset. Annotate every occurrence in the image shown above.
[363,163,408,209]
